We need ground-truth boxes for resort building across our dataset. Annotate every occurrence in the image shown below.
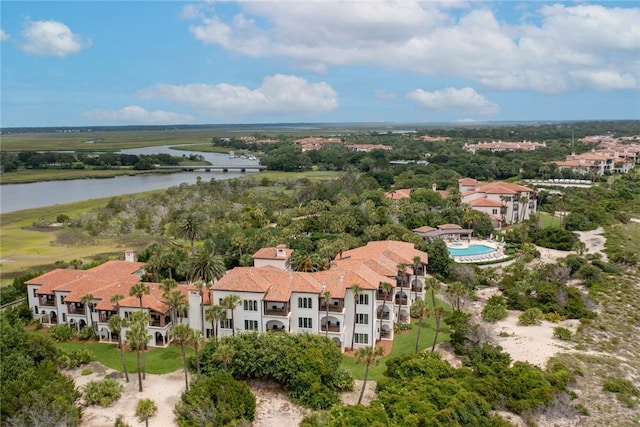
[463,140,546,154]
[294,137,343,152]
[459,178,537,227]
[345,144,393,152]
[25,253,187,347]
[25,241,429,351]
[554,147,639,177]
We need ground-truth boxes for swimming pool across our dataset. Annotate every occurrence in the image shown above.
[448,244,497,257]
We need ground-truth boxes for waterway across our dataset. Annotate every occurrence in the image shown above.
[0,146,260,214]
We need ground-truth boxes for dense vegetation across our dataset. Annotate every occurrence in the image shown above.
[0,312,82,426]
[197,333,352,410]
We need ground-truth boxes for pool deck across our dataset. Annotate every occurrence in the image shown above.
[447,240,507,264]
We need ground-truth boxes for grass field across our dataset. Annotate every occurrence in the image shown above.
[0,196,145,284]
[342,311,450,380]
[30,330,192,374]
[0,130,215,152]
[0,168,179,185]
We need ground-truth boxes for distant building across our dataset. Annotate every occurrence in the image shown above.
[345,144,392,152]
[294,137,343,152]
[463,140,546,154]
[459,178,537,227]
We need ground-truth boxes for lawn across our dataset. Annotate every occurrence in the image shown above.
[537,211,561,228]
[31,331,192,374]
[342,308,451,380]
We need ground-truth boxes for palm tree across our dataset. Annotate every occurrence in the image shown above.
[108,315,130,383]
[411,256,422,301]
[410,300,430,354]
[424,277,441,311]
[81,293,95,332]
[350,284,363,351]
[431,306,445,353]
[214,343,235,372]
[221,294,241,337]
[354,345,384,405]
[135,398,157,427]
[322,289,331,338]
[573,240,587,256]
[164,289,187,327]
[172,323,192,391]
[445,281,467,311]
[127,313,150,392]
[188,249,225,285]
[129,283,150,310]
[159,278,178,297]
[378,282,393,341]
[189,329,205,378]
[69,259,83,270]
[205,305,226,342]
[179,212,206,254]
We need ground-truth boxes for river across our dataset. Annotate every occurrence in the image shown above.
[0,146,260,214]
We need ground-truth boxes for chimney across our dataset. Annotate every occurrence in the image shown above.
[276,244,287,258]
[124,249,135,262]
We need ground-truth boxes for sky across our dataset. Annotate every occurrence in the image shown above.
[1,1,639,127]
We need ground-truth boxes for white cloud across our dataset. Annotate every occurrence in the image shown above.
[570,70,637,90]
[0,29,9,41]
[20,20,90,57]
[407,87,499,116]
[186,1,640,93]
[81,106,194,125]
[137,74,338,117]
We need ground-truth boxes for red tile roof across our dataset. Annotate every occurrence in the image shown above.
[468,197,504,207]
[384,188,412,200]
[253,246,293,260]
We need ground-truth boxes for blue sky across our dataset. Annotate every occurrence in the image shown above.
[1,1,639,127]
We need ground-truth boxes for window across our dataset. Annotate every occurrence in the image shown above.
[33,289,37,297]
[492,209,498,215]
[243,300,258,311]
[60,295,65,305]
[298,297,312,309]
[356,313,369,325]
[298,317,313,329]
[244,320,258,331]
[358,294,369,305]
[220,319,233,329]
[62,313,67,322]
[354,333,368,344]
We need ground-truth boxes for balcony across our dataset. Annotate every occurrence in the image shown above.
[394,297,408,305]
[320,303,344,313]
[38,299,56,307]
[376,312,391,320]
[67,306,86,315]
[264,306,290,316]
[376,292,392,302]
[321,324,341,333]
[380,330,392,339]
[411,285,423,293]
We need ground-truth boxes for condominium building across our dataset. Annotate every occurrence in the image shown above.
[25,241,429,351]
[459,178,537,227]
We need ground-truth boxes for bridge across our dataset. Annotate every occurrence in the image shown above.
[156,165,267,173]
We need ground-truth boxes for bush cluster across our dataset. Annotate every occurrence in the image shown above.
[49,324,75,342]
[519,308,544,325]
[198,333,351,410]
[77,327,97,341]
[481,295,508,322]
[83,377,122,407]
[58,348,96,369]
[602,378,640,408]
[175,372,255,427]
[530,228,579,251]
[553,327,573,341]
[322,348,574,425]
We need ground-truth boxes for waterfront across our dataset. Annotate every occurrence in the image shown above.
[0,147,259,214]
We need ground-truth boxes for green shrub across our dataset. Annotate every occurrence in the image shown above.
[543,312,564,323]
[530,228,578,251]
[394,322,412,332]
[519,308,543,326]
[482,295,508,322]
[77,327,97,341]
[553,327,572,341]
[331,368,354,392]
[83,377,122,406]
[59,348,96,368]
[49,324,75,342]
[175,372,255,426]
[602,378,640,408]
[32,319,44,330]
